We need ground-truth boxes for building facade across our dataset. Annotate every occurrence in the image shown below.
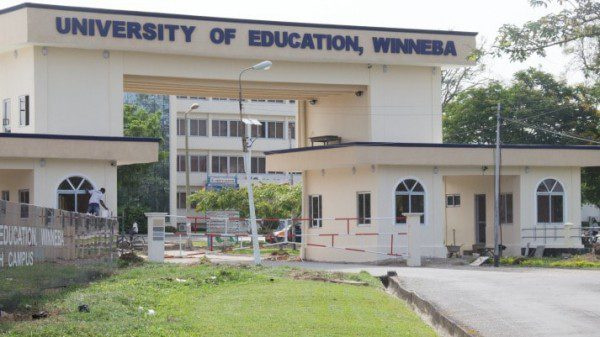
[0,3,596,263]
[168,95,299,220]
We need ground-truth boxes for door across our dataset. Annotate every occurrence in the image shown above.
[475,194,486,244]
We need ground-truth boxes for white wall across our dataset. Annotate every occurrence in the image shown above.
[34,47,123,136]
[369,65,442,143]
[0,47,35,133]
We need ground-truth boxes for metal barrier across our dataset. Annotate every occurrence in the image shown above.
[0,200,117,311]
[521,224,599,247]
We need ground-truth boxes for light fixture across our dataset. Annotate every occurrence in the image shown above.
[355,91,363,97]
[41,47,48,56]
[321,169,325,176]
[525,166,530,173]
[189,103,200,110]
[251,60,272,71]
[433,166,439,174]
[352,166,356,175]
[309,99,318,105]
[39,158,46,167]
[102,50,110,59]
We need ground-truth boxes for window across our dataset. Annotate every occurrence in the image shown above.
[229,156,245,173]
[446,194,461,207]
[309,195,322,227]
[357,192,371,225]
[537,179,564,224]
[19,189,29,204]
[500,193,513,224]
[177,155,185,172]
[177,192,186,209]
[190,155,207,172]
[266,121,284,139]
[177,118,186,136]
[2,98,10,132]
[212,120,228,137]
[251,122,265,138]
[57,176,94,213]
[1,190,9,201]
[189,119,207,136]
[211,156,228,173]
[251,157,266,174]
[395,179,425,224]
[19,95,29,126]
[229,120,244,138]
[288,122,296,140]
[19,189,29,218]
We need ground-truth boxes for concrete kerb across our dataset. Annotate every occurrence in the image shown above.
[385,275,480,337]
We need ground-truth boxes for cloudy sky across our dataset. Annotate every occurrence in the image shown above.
[1,0,583,83]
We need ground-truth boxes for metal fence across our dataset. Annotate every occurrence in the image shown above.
[0,200,117,311]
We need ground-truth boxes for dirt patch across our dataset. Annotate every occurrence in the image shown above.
[289,270,369,286]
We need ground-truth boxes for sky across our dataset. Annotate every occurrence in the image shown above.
[0,0,584,84]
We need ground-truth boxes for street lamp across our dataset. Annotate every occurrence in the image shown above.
[238,60,272,265]
[185,103,199,219]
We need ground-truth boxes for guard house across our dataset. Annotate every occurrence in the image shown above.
[0,4,597,261]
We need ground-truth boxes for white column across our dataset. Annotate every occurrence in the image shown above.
[146,212,167,262]
[406,213,422,267]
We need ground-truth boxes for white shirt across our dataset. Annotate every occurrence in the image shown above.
[88,189,104,204]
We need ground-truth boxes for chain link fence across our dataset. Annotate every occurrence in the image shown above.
[0,200,117,311]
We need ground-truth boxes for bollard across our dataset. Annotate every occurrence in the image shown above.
[405,213,423,267]
[146,212,167,262]
[564,222,573,248]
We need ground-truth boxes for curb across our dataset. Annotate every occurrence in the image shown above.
[384,275,480,337]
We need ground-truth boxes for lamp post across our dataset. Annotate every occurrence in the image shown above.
[238,60,272,265]
[184,103,199,219]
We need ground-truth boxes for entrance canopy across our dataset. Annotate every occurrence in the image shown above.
[0,3,477,67]
[266,142,600,171]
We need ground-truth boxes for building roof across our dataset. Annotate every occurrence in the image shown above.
[1,3,478,37]
[0,133,159,165]
[265,142,600,171]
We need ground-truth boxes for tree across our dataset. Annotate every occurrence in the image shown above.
[117,103,169,233]
[495,0,600,79]
[442,47,489,108]
[189,183,302,231]
[443,68,600,206]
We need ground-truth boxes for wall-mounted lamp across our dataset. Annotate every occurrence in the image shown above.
[309,99,318,105]
[355,91,363,97]
[102,50,110,59]
[39,158,46,167]
[41,47,48,56]
[433,166,439,174]
[110,161,117,167]
[525,166,530,174]
[352,166,356,175]
[321,169,325,176]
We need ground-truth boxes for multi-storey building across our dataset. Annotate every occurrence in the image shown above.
[168,96,298,220]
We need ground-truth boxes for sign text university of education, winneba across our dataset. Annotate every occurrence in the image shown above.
[55,17,459,57]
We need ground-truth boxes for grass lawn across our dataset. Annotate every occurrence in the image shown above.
[0,263,436,337]
[500,255,600,268]
[229,247,300,256]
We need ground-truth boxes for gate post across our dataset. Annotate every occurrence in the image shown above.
[146,212,167,262]
[405,213,423,267]
[564,222,573,248]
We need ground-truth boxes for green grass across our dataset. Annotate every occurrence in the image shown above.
[500,255,600,269]
[0,264,436,337]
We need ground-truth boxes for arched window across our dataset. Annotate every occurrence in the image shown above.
[57,176,95,213]
[395,179,425,224]
[536,179,564,224]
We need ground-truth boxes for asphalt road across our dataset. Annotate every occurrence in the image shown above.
[264,261,600,337]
